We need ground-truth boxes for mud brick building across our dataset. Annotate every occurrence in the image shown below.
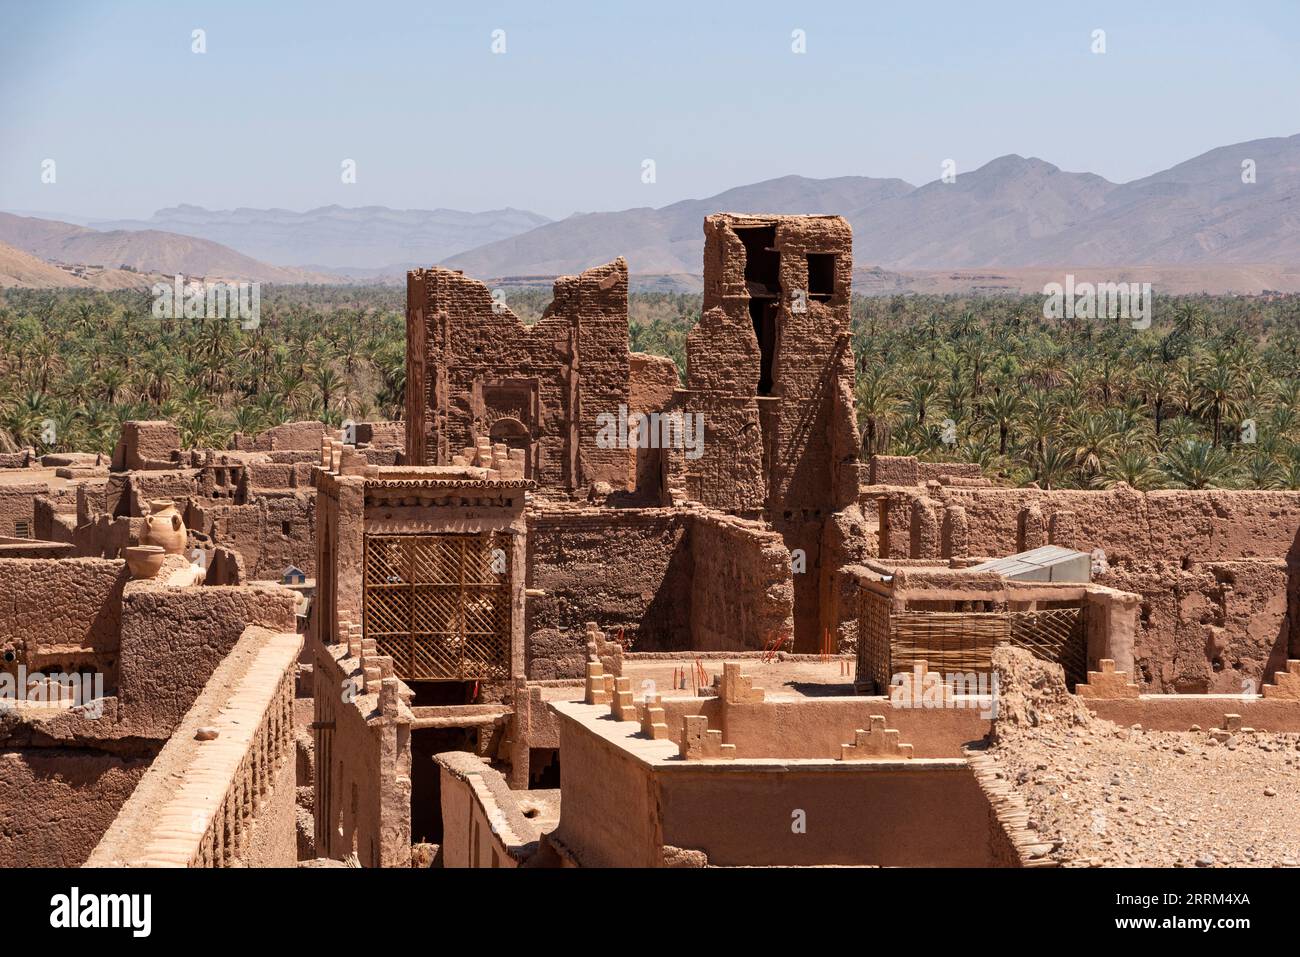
[407,213,862,652]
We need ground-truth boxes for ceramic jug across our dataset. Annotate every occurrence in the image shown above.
[143,499,186,554]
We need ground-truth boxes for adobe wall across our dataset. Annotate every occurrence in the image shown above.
[116,582,297,737]
[0,558,127,684]
[0,750,149,866]
[407,260,631,491]
[0,482,48,537]
[548,708,661,867]
[716,696,991,759]
[526,506,796,668]
[688,512,793,650]
[188,494,316,579]
[627,352,681,498]
[311,636,412,867]
[873,486,1300,692]
[657,762,997,867]
[111,420,180,471]
[87,625,301,867]
[525,508,692,663]
[436,750,542,868]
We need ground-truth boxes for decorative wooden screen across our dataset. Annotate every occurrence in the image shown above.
[1009,606,1087,688]
[363,532,511,682]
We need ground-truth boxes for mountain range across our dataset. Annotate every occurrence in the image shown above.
[446,134,1300,282]
[91,204,551,270]
[0,212,333,285]
[2,133,1298,292]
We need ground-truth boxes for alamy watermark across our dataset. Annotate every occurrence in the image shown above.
[151,274,260,329]
[0,666,104,718]
[890,664,999,719]
[595,404,704,460]
[1042,274,1151,330]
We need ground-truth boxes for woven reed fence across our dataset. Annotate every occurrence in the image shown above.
[858,599,1088,692]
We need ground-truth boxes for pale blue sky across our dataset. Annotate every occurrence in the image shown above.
[2,0,1297,220]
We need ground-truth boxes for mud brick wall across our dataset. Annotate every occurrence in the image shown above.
[112,420,180,470]
[525,508,693,668]
[688,513,793,650]
[0,482,47,537]
[0,750,151,866]
[89,626,301,868]
[116,583,296,737]
[0,558,127,682]
[677,393,765,513]
[125,469,199,517]
[407,259,630,491]
[232,419,330,452]
[870,455,920,486]
[628,352,681,497]
[312,641,411,868]
[188,493,316,579]
[875,486,1300,692]
[698,215,860,650]
[1106,559,1291,693]
[934,487,1300,565]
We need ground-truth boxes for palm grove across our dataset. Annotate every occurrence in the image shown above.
[2,285,1298,491]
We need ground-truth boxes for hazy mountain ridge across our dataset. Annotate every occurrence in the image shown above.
[0,212,335,284]
[92,203,552,269]
[444,134,1300,279]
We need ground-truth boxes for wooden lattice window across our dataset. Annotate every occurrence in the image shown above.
[363,533,511,682]
[1009,606,1087,688]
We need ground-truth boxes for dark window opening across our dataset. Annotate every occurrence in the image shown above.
[750,298,778,395]
[734,225,780,293]
[408,679,479,707]
[282,521,292,536]
[734,225,782,396]
[528,748,561,789]
[807,253,836,300]
[13,521,30,539]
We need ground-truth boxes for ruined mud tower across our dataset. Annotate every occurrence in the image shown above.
[405,214,863,652]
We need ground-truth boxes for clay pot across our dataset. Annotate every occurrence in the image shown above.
[124,545,166,580]
[143,499,186,554]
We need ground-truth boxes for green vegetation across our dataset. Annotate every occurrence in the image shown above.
[3,285,1299,491]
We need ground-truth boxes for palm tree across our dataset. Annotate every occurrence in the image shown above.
[855,367,897,457]
[1162,439,1236,489]
[1097,449,1165,490]
[982,389,1022,456]
[1029,441,1074,490]
[1194,355,1245,447]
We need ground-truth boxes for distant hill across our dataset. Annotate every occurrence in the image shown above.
[0,212,335,284]
[0,238,164,290]
[440,134,1300,290]
[442,174,914,277]
[92,204,552,269]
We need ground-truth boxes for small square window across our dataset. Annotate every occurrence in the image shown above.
[807,253,836,300]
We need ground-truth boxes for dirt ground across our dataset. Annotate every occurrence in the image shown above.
[987,647,1300,867]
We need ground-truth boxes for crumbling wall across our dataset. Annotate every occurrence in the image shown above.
[111,420,180,471]
[188,494,316,579]
[525,508,692,667]
[407,260,631,491]
[869,485,1300,692]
